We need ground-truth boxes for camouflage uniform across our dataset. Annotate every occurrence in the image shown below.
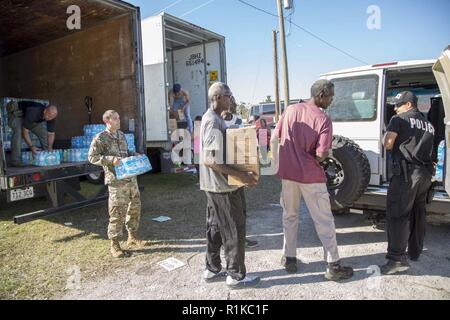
[88,129,141,241]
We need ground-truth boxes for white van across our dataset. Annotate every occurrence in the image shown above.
[319,46,450,214]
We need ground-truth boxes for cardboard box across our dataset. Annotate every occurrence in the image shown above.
[178,109,185,121]
[226,126,260,187]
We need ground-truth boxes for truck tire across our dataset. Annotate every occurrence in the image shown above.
[321,135,371,213]
[86,172,104,185]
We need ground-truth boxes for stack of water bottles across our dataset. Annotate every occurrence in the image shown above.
[71,124,106,149]
[1,98,46,150]
[21,151,34,166]
[32,151,61,167]
[64,148,89,163]
[1,98,13,150]
[84,124,106,137]
[435,140,445,182]
[84,124,107,147]
[125,133,136,153]
[115,154,152,180]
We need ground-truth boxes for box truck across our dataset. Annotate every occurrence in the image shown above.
[0,0,145,223]
[141,13,226,162]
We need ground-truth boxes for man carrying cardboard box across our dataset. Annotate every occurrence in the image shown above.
[222,98,259,248]
[200,82,260,289]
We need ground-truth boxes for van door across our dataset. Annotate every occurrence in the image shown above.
[322,69,384,185]
[432,46,450,195]
[141,15,169,142]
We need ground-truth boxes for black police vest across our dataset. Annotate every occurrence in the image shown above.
[389,109,435,166]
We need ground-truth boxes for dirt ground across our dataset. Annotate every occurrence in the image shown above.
[1,174,449,300]
[62,190,450,300]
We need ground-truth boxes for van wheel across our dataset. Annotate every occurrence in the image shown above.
[86,172,104,185]
[322,135,371,213]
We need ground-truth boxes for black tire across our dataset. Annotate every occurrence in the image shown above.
[86,171,104,184]
[321,135,371,213]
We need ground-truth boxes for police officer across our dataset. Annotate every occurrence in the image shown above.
[380,91,435,275]
[88,110,147,258]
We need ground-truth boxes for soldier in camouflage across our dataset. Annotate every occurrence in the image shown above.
[88,110,147,258]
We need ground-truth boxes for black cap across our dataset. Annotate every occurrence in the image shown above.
[173,83,181,93]
[390,91,418,107]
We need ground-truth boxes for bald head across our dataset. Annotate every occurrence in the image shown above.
[43,105,58,121]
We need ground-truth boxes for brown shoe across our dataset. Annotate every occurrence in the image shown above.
[110,240,131,258]
[127,233,148,248]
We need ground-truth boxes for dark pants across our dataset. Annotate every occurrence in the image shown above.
[9,115,48,164]
[386,167,432,262]
[205,189,246,281]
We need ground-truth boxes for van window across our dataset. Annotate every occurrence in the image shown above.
[250,103,284,117]
[387,87,440,115]
[249,100,301,117]
[328,76,379,122]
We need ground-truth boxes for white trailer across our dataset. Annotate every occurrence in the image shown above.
[141,13,227,147]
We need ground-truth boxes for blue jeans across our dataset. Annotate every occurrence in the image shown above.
[176,105,193,133]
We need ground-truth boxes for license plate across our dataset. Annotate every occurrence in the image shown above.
[9,187,34,202]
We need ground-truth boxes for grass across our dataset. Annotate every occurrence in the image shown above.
[0,173,281,299]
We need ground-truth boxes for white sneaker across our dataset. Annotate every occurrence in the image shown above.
[226,275,260,289]
[203,270,227,282]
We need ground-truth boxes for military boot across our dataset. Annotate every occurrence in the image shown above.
[127,232,148,248]
[110,240,131,258]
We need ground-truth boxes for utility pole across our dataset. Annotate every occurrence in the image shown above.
[272,30,280,122]
[276,0,290,108]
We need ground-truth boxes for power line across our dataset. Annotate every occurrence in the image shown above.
[152,0,185,16]
[180,0,217,18]
[237,0,369,65]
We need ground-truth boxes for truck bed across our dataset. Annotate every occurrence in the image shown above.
[4,162,92,177]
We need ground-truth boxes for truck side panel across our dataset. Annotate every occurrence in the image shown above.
[1,16,139,141]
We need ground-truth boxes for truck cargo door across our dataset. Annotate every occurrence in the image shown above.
[141,16,169,141]
[173,44,207,119]
[432,46,450,195]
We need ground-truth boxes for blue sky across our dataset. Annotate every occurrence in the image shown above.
[128,0,450,104]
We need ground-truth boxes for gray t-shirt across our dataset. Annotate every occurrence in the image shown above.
[200,109,238,193]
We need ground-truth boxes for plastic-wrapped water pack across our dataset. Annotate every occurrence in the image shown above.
[83,124,106,137]
[435,140,445,182]
[115,154,152,180]
[65,149,89,162]
[33,151,61,166]
[125,133,136,152]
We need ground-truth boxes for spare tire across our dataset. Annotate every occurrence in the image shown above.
[321,135,371,213]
